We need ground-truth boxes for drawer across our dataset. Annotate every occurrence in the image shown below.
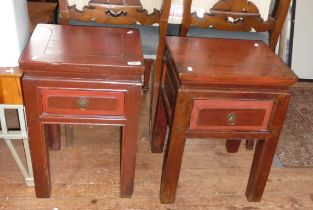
[41,89,124,116]
[189,99,273,131]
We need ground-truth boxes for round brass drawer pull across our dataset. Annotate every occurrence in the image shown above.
[227,113,237,126]
[77,98,88,110]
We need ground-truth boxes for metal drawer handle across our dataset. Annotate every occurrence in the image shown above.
[227,113,237,126]
[77,98,88,110]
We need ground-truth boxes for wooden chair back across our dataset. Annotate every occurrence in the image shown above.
[59,0,170,25]
[58,0,171,56]
[180,0,291,51]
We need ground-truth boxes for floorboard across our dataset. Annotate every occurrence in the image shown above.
[1,89,313,209]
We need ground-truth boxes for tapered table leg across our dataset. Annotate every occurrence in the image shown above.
[246,138,277,201]
[246,95,290,201]
[159,92,190,204]
[120,86,141,198]
[29,123,51,197]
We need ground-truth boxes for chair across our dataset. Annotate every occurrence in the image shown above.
[57,0,171,144]
[180,0,291,51]
[179,0,291,151]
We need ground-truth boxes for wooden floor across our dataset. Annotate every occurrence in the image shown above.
[1,90,313,209]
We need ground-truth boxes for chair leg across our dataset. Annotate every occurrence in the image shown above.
[226,139,241,153]
[65,124,74,146]
[45,124,61,150]
[142,59,154,90]
[159,92,190,204]
[246,139,255,150]
[151,95,168,153]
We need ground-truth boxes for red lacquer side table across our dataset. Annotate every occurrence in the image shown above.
[151,37,298,203]
[19,24,144,198]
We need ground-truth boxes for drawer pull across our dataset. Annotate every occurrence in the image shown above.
[227,113,237,126]
[77,98,88,110]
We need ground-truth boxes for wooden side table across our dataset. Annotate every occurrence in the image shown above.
[151,37,298,203]
[19,24,144,198]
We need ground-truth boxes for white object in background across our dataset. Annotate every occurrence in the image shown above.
[0,0,29,67]
[292,0,313,79]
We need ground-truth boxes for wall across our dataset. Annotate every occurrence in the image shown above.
[292,0,313,79]
[0,0,29,67]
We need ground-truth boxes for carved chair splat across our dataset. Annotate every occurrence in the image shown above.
[180,0,291,51]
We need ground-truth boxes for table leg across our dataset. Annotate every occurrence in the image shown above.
[29,123,51,198]
[23,79,51,197]
[226,139,241,153]
[159,92,190,204]
[120,86,141,198]
[151,95,167,153]
[246,94,290,201]
[160,128,186,203]
[245,138,278,201]
[120,124,138,197]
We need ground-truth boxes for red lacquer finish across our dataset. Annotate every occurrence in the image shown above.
[42,89,125,116]
[151,36,297,204]
[20,24,144,198]
[189,99,273,131]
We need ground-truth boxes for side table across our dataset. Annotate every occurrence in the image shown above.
[19,24,144,198]
[151,37,298,203]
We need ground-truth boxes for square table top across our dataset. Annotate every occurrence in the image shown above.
[19,24,144,75]
[166,36,297,87]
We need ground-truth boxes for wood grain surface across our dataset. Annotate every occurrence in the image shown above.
[1,90,313,209]
[0,67,23,104]
[28,1,57,33]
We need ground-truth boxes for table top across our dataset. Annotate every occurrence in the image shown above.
[166,36,298,87]
[20,24,144,75]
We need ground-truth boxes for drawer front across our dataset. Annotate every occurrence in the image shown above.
[189,99,273,131]
[42,89,124,116]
